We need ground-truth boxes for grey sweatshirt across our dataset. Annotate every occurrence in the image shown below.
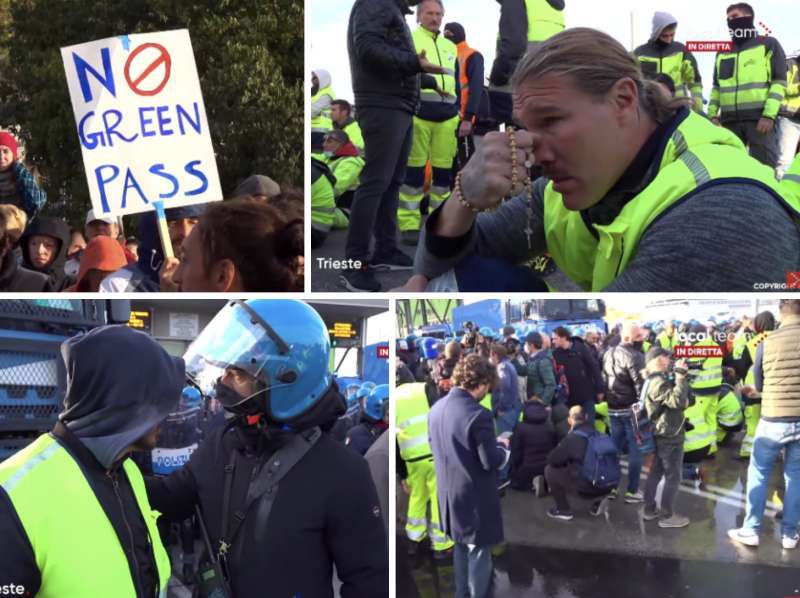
[414,177,800,292]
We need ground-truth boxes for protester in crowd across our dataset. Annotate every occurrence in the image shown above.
[124,236,139,261]
[490,343,521,489]
[634,12,703,112]
[101,205,204,293]
[342,0,448,291]
[232,174,281,202]
[602,321,646,503]
[544,405,618,520]
[406,27,800,292]
[64,228,86,278]
[19,216,75,291]
[63,235,128,292]
[642,347,691,528]
[433,340,461,397]
[311,157,338,249]
[311,69,335,150]
[552,327,604,423]
[524,331,556,405]
[428,354,508,598]
[776,50,800,179]
[709,3,787,168]
[323,129,365,210]
[0,205,48,291]
[330,99,365,153]
[0,130,47,220]
[510,398,557,495]
[168,198,303,292]
[730,299,800,550]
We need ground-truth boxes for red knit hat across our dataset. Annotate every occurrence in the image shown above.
[0,131,18,160]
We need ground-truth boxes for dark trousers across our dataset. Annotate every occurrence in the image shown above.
[644,436,684,518]
[545,464,608,512]
[345,106,413,262]
[724,119,779,168]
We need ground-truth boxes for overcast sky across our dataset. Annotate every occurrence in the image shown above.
[311,0,800,105]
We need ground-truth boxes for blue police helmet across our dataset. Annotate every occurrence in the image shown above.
[357,381,376,401]
[478,326,495,340]
[180,385,202,409]
[406,334,418,345]
[421,337,441,360]
[364,384,389,421]
[183,299,332,422]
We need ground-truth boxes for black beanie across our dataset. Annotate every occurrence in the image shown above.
[444,22,465,44]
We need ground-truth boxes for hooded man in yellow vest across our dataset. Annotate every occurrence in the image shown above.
[708,3,788,168]
[311,69,335,152]
[404,27,800,293]
[397,0,461,245]
[634,12,703,114]
[776,52,800,179]
[0,325,184,598]
[739,310,776,458]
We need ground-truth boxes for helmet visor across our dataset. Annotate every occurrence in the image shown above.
[183,301,291,406]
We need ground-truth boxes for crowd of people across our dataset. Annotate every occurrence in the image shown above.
[396,299,800,598]
[314,0,800,292]
[0,128,304,292]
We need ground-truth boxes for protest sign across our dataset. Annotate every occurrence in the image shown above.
[61,29,222,220]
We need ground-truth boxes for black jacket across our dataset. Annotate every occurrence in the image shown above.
[602,343,646,410]
[146,409,388,597]
[20,217,75,291]
[348,0,423,113]
[553,337,605,407]
[0,249,48,291]
[546,422,596,493]
[0,423,161,597]
[510,402,557,479]
[346,420,388,456]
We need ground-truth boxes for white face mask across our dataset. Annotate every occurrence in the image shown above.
[323,151,335,158]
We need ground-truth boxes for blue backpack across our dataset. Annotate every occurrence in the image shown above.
[573,429,621,491]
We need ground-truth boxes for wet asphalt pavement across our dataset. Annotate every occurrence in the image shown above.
[397,436,800,598]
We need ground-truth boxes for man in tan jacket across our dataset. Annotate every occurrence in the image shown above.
[729,299,800,550]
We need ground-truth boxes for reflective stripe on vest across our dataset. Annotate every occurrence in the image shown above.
[457,42,478,119]
[525,0,565,42]
[543,109,794,291]
[413,27,457,105]
[684,403,714,450]
[0,434,170,598]
[781,155,800,203]
[783,61,800,117]
[713,43,784,118]
[311,170,335,230]
[688,338,722,391]
[396,383,432,461]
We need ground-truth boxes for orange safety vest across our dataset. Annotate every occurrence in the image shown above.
[456,41,478,121]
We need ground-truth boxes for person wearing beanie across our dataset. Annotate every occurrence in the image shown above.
[322,129,365,214]
[232,174,281,201]
[0,131,47,221]
[64,235,128,292]
[444,21,486,167]
[641,346,691,528]
[0,204,48,291]
[634,12,704,113]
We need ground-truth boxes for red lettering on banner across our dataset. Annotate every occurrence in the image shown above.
[686,41,732,52]
[377,345,389,359]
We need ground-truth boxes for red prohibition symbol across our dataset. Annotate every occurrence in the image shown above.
[124,42,172,96]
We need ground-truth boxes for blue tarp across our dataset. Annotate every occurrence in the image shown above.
[452,300,504,334]
[362,342,389,385]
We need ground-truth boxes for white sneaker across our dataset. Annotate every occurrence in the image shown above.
[782,534,799,549]
[728,528,760,547]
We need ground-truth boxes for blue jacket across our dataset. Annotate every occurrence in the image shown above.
[428,387,506,545]
[491,358,520,414]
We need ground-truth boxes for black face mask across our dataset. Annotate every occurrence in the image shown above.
[632,340,645,352]
[215,379,264,417]
[728,16,755,42]
[654,38,670,49]
[311,82,319,96]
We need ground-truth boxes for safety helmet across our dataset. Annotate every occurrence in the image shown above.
[421,337,441,360]
[357,381,376,402]
[406,334,418,345]
[478,326,495,340]
[363,384,389,421]
[573,326,585,337]
[396,339,409,352]
[344,382,361,406]
[183,299,331,422]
